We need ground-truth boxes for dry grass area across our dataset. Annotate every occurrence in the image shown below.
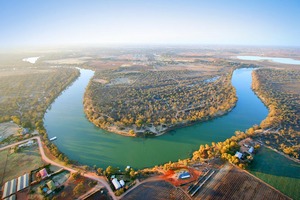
[88,60,131,70]
[44,57,92,65]
[122,180,190,200]
[0,122,19,142]
[194,164,290,200]
[92,79,109,84]
[55,175,96,200]
[0,143,45,184]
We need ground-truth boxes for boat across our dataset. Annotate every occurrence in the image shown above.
[50,136,57,141]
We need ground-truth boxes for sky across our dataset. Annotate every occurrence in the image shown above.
[0,0,300,49]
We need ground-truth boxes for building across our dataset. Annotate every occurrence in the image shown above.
[179,172,191,179]
[18,140,34,148]
[17,173,29,192]
[235,151,243,159]
[119,180,125,187]
[112,178,121,190]
[2,179,17,199]
[46,180,56,191]
[22,128,29,135]
[248,146,254,154]
[39,168,48,179]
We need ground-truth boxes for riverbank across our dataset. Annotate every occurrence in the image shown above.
[90,106,237,138]
[44,68,268,169]
[84,68,237,137]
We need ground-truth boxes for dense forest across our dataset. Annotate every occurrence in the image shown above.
[0,68,80,128]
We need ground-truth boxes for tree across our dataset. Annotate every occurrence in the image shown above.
[97,168,103,175]
[129,129,135,135]
[73,182,85,195]
[11,116,21,125]
[71,171,80,180]
[61,191,67,198]
[129,169,136,179]
[105,166,118,176]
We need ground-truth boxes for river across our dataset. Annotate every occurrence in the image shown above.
[44,68,268,169]
[237,56,300,65]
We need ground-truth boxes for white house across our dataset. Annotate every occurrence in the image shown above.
[112,178,121,190]
[235,151,243,159]
[248,146,254,154]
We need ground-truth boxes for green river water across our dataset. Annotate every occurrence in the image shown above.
[43,62,300,199]
[44,68,268,169]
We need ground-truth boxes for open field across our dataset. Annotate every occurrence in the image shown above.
[122,180,190,200]
[249,147,300,200]
[194,164,290,200]
[0,143,45,184]
[0,122,19,142]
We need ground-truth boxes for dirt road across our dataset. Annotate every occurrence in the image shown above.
[0,136,117,200]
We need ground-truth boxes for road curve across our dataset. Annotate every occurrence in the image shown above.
[0,136,117,200]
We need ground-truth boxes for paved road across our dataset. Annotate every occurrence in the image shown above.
[0,136,117,200]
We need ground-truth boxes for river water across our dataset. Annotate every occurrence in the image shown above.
[44,68,268,169]
[237,56,300,65]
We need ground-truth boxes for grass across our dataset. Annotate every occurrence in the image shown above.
[0,144,45,184]
[249,147,300,199]
[0,149,9,184]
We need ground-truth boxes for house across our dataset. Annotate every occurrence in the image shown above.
[22,128,29,135]
[119,180,125,187]
[18,140,34,148]
[248,146,254,154]
[235,151,243,159]
[46,180,56,190]
[112,178,121,190]
[39,168,48,179]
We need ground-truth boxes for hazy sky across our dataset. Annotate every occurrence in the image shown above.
[1,0,300,49]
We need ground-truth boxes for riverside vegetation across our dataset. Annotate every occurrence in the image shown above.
[0,68,79,128]
[0,65,80,165]
[83,60,257,136]
[252,68,300,159]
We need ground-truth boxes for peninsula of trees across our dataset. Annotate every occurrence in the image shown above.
[83,57,250,136]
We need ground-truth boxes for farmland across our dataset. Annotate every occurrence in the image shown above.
[122,180,190,200]
[194,164,290,200]
[249,147,300,200]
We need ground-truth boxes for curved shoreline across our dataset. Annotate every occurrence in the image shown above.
[44,67,268,169]
[84,69,237,137]
[90,106,237,138]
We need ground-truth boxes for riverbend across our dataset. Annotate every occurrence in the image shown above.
[44,68,268,169]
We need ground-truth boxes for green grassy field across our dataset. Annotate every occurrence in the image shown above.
[249,147,300,199]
